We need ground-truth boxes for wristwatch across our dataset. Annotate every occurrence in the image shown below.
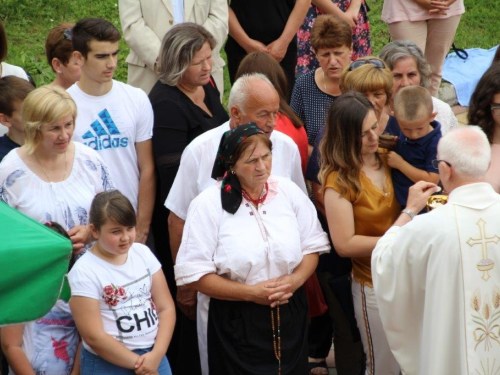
[402,208,416,220]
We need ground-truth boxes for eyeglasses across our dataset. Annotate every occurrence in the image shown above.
[491,105,500,116]
[431,159,452,169]
[348,59,385,71]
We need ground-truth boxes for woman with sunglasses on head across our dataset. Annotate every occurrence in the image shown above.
[307,57,394,217]
[468,62,500,192]
[291,14,352,156]
[46,24,81,90]
[341,57,394,133]
[320,91,401,375]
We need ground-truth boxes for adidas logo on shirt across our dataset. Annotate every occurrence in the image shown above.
[82,109,129,150]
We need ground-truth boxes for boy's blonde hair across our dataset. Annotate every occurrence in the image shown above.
[22,85,77,154]
[393,86,433,122]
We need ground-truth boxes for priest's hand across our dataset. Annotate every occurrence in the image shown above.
[407,181,441,213]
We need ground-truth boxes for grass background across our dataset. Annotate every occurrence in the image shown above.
[1,0,499,101]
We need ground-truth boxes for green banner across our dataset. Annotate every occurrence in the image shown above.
[0,202,72,325]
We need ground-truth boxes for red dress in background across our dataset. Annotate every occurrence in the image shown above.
[276,112,326,318]
[275,112,309,174]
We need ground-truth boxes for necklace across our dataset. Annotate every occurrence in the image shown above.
[271,305,282,375]
[34,151,68,182]
[242,182,268,207]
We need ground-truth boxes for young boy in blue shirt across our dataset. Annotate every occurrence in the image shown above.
[0,76,34,161]
[387,85,441,208]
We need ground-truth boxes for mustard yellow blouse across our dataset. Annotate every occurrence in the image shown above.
[324,160,401,287]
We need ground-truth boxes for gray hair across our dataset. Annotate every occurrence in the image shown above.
[157,22,216,86]
[438,126,491,179]
[379,40,432,90]
[228,73,275,113]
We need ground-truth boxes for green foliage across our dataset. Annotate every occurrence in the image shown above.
[367,0,500,53]
[1,0,498,92]
[1,0,129,86]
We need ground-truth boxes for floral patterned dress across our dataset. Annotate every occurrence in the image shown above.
[0,142,113,236]
[296,0,372,78]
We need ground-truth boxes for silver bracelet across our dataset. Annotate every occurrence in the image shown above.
[401,208,416,220]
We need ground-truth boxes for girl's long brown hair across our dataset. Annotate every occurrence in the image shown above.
[468,62,500,143]
[319,91,375,197]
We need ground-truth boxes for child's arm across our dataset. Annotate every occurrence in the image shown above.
[387,151,440,183]
[69,297,141,369]
[135,270,176,374]
[0,324,35,375]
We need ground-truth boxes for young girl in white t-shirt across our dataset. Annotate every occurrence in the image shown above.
[68,190,175,375]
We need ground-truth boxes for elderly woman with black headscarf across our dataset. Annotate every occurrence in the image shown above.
[175,124,329,375]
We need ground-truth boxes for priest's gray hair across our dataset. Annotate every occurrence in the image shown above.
[228,73,274,113]
[438,126,491,178]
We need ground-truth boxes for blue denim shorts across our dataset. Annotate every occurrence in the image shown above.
[81,346,172,375]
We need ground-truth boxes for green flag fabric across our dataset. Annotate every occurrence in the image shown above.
[0,202,72,325]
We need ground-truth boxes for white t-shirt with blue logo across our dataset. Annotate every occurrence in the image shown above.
[68,80,153,212]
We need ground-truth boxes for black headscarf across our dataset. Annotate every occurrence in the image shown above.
[211,123,265,214]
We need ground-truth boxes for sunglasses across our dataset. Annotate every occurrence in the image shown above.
[348,59,385,71]
[491,105,500,116]
[62,28,72,41]
[50,29,73,63]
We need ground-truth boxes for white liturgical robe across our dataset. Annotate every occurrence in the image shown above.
[372,183,500,375]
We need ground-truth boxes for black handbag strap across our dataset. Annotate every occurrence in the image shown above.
[451,43,468,60]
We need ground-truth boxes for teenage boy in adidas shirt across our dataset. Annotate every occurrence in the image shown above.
[68,18,155,243]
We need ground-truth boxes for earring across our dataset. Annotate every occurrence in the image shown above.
[231,170,235,175]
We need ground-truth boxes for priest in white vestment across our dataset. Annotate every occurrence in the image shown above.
[372,126,500,375]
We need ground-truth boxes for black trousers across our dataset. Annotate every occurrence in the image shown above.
[308,270,365,375]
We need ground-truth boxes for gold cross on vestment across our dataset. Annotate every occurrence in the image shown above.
[467,218,498,281]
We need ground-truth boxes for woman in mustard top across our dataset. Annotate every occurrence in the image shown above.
[319,91,401,375]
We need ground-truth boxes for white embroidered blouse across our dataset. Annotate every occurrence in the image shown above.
[175,175,330,286]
